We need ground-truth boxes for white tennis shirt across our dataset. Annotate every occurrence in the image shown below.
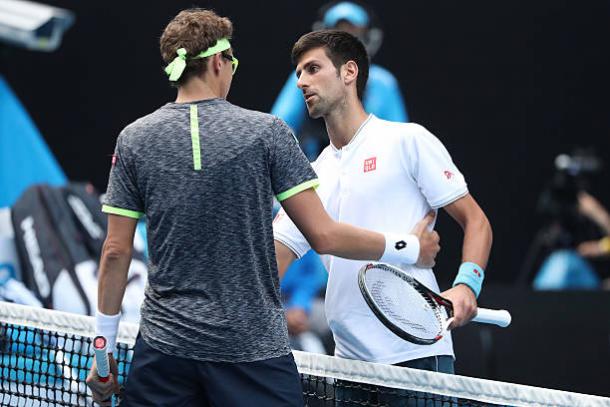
[274,115,469,364]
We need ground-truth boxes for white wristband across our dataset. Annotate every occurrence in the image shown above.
[95,310,121,354]
[380,233,420,265]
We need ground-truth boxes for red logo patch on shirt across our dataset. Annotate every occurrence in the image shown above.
[364,157,377,173]
[111,154,118,166]
[444,170,453,179]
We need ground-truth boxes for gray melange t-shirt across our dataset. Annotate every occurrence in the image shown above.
[102,98,318,362]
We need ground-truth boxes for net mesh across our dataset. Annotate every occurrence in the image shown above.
[1,302,609,407]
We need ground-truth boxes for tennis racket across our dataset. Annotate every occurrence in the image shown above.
[358,263,511,345]
[93,336,116,407]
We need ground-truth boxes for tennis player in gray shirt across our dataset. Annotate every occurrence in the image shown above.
[86,8,440,407]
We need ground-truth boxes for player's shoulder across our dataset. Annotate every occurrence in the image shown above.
[118,106,171,145]
[369,64,400,86]
[235,105,295,134]
[229,103,272,120]
[370,116,430,140]
[214,103,297,144]
[310,145,335,171]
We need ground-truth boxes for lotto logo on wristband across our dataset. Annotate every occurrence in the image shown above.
[395,240,407,250]
[473,268,481,277]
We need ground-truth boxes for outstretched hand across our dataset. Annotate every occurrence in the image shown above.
[410,211,440,268]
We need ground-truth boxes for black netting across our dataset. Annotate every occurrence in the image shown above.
[0,322,524,406]
[300,374,500,407]
[0,323,131,406]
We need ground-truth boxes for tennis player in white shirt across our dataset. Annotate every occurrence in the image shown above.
[273,30,493,377]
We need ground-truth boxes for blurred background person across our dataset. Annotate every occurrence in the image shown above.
[281,251,331,354]
[520,149,610,290]
[575,191,610,289]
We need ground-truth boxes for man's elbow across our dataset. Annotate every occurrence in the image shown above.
[308,229,335,255]
[101,239,132,262]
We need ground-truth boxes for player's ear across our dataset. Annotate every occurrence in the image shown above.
[342,60,359,87]
[210,53,223,75]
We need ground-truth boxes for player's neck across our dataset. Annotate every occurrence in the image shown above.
[175,76,224,103]
[324,101,368,149]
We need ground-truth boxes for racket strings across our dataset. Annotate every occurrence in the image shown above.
[369,280,428,333]
[416,286,447,331]
[364,267,443,340]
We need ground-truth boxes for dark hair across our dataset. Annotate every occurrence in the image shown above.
[160,8,233,86]
[292,30,369,100]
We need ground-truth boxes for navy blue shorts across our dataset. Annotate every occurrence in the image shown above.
[121,336,303,407]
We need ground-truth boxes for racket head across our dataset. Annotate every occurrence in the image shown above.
[358,263,453,345]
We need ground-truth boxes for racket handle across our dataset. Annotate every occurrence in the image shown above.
[93,336,116,406]
[472,308,512,327]
[93,336,111,381]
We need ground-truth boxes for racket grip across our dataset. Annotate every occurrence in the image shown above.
[472,308,512,327]
[93,335,111,382]
[93,336,117,407]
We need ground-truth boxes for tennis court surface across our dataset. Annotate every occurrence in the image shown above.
[1,302,608,406]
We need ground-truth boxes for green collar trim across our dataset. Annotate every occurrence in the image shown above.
[165,38,232,82]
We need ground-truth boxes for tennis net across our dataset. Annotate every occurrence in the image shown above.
[0,301,609,407]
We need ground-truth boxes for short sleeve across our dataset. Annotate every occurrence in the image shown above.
[102,133,145,219]
[273,207,311,258]
[270,118,319,201]
[405,125,468,209]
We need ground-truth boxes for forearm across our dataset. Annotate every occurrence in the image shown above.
[97,241,132,315]
[461,214,493,269]
[578,192,610,235]
[441,210,492,325]
[442,216,490,326]
[443,195,492,300]
[444,195,492,269]
[280,189,385,260]
[315,221,384,260]
[280,188,423,265]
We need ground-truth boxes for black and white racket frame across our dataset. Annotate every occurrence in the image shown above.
[358,262,454,345]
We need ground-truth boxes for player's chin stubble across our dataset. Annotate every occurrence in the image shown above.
[307,99,327,119]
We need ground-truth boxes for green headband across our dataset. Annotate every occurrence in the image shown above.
[164,38,232,82]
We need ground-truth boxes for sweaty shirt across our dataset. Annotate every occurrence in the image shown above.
[103,98,318,362]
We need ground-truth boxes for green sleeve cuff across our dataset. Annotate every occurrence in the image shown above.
[102,205,144,219]
[276,179,320,202]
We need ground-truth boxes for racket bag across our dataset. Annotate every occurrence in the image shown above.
[61,182,147,322]
[11,184,94,315]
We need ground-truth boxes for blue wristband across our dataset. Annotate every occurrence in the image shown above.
[452,262,485,298]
